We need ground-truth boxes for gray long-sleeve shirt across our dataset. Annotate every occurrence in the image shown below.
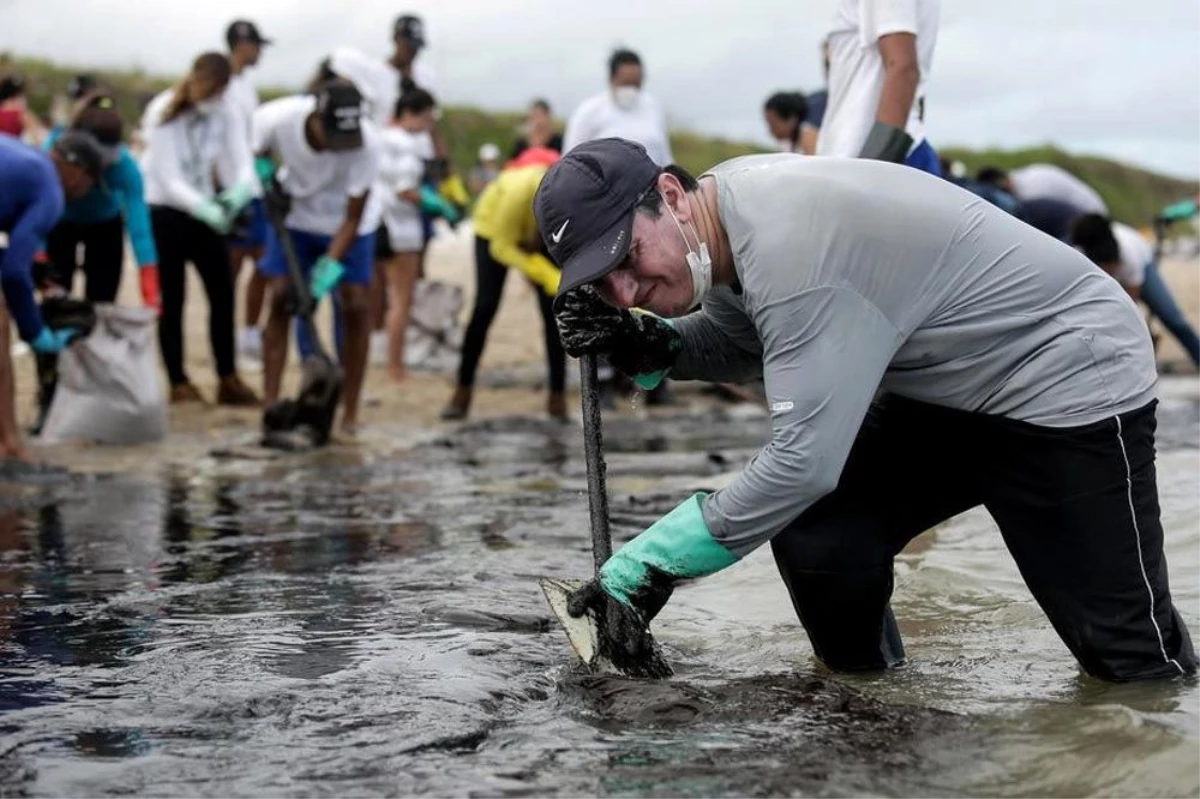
[679,154,1157,557]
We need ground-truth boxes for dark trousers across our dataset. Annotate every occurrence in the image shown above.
[43,215,125,303]
[456,235,565,393]
[771,395,1197,683]
[151,206,236,385]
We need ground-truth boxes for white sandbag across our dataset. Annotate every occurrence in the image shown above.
[39,304,167,445]
[404,279,465,372]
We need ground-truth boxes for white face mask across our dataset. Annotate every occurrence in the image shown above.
[612,86,640,111]
[195,97,223,116]
[661,192,712,308]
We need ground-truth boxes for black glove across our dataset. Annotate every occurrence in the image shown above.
[567,579,673,679]
[554,286,682,378]
[858,121,914,163]
[263,177,292,219]
[41,296,97,339]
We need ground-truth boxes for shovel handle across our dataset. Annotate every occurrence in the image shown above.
[580,353,612,574]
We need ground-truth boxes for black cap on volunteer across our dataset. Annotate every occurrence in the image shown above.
[74,94,123,166]
[314,80,364,150]
[225,19,272,48]
[66,74,97,101]
[533,138,661,302]
[393,14,426,48]
[52,130,106,181]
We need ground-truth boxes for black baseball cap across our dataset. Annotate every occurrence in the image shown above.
[52,130,107,181]
[533,138,661,300]
[66,73,97,101]
[314,80,364,150]
[393,14,426,47]
[226,19,272,48]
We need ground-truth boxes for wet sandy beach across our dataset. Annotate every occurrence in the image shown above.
[1,234,1197,797]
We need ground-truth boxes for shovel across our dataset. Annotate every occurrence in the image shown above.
[260,185,343,450]
[540,354,673,678]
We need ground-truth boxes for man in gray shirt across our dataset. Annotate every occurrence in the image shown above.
[535,138,1195,682]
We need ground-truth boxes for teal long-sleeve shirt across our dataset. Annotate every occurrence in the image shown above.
[45,127,158,267]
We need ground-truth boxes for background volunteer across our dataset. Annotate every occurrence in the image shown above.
[254,79,379,435]
[140,51,259,406]
[441,148,566,422]
[0,132,102,463]
[563,48,672,167]
[818,0,942,172]
[511,98,563,159]
[1000,162,1108,214]
[1071,214,1200,367]
[43,96,159,309]
[221,19,272,363]
[762,92,809,154]
[325,14,444,364]
[534,139,1195,683]
[375,87,442,383]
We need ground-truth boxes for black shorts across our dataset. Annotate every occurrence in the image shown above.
[771,395,1197,682]
[373,224,394,261]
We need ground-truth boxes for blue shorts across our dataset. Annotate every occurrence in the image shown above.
[258,226,376,286]
[228,198,269,249]
[905,140,942,177]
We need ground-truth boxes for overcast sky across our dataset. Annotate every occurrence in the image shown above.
[3,0,1197,178]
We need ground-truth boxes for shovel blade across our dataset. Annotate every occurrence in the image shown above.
[540,577,673,679]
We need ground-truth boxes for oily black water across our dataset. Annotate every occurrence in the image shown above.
[1,387,1196,797]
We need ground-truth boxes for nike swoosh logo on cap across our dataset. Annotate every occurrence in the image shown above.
[551,219,570,243]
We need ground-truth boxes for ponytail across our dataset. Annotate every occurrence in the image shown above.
[160,52,231,125]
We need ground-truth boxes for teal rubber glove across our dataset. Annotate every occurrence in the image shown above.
[1159,199,1198,223]
[311,256,345,301]
[419,186,461,224]
[629,311,676,391]
[29,326,80,354]
[192,199,232,235]
[254,156,277,186]
[218,180,256,215]
[598,492,738,619]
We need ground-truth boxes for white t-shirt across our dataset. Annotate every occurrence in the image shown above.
[1111,222,1150,289]
[218,70,262,194]
[329,46,438,128]
[563,90,673,166]
[252,95,380,237]
[140,89,253,213]
[376,125,434,251]
[1009,164,1108,215]
[817,0,941,158]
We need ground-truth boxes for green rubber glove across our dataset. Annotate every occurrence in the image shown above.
[311,256,345,301]
[419,185,461,224]
[599,492,739,620]
[254,156,277,186]
[192,199,232,234]
[1159,199,1199,223]
[218,180,256,215]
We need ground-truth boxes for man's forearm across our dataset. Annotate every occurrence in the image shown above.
[672,311,763,384]
[875,64,919,129]
[326,220,359,262]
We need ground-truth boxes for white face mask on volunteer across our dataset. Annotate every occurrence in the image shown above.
[612,86,640,111]
[661,191,712,308]
[195,97,223,116]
